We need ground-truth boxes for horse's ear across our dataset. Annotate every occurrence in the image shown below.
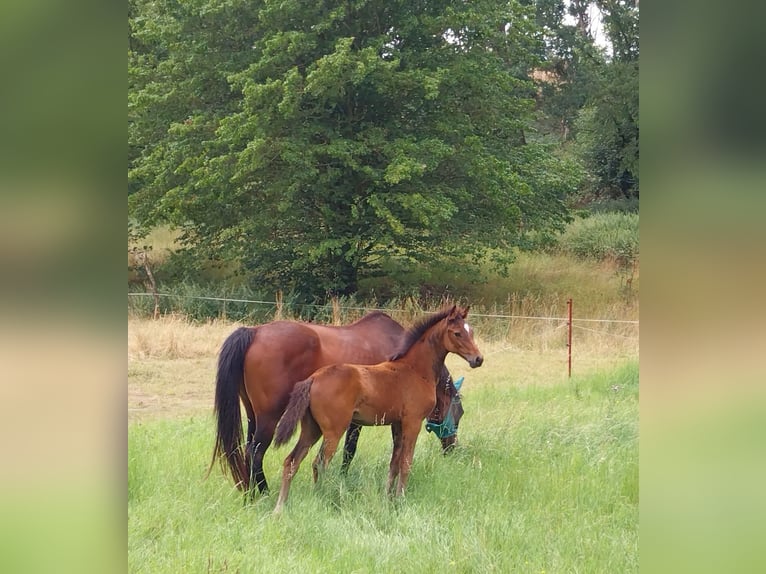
[447,304,458,318]
[461,306,470,318]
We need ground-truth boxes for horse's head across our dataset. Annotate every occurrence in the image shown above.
[426,374,465,452]
[443,305,483,368]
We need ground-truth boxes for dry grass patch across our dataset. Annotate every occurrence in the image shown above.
[128,358,216,421]
[128,316,243,421]
[128,315,238,360]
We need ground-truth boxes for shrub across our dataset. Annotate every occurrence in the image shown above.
[557,212,639,263]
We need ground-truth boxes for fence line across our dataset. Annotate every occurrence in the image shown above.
[572,324,639,340]
[128,293,279,306]
[127,292,639,326]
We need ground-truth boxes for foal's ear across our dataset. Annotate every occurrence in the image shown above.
[446,304,458,318]
[461,306,470,318]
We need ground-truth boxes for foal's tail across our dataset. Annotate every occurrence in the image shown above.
[274,378,313,447]
[207,326,256,489]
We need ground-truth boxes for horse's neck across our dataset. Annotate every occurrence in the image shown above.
[398,334,447,383]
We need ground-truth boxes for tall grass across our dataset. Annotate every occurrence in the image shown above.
[129,361,638,573]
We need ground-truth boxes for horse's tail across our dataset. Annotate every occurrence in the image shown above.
[207,326,256,490]
[274,378,313,447]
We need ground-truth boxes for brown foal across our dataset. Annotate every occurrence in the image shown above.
[273,305,483,512]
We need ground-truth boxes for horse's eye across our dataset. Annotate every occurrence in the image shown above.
[454,331,462,338]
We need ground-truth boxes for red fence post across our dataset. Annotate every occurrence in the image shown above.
[567,298,573,378]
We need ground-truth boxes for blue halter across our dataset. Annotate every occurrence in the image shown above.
[425,376,464,439]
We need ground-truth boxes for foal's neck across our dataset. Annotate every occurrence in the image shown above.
[400,331,448,384]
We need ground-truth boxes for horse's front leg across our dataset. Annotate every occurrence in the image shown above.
[341,422,362,474]
[386,422,403,496]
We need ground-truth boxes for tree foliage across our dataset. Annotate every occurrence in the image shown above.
[575,58,638,198]
[129,0,596,298]
[530,0,638,200]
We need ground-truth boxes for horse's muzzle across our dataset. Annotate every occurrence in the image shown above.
[469,355,484,368]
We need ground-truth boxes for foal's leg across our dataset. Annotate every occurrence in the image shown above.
[311,428,345,481]
[274,415,321,513]
[386,422,403,496]
[395,420,423,497]
[312,441,326,483]
[340,422,362,474]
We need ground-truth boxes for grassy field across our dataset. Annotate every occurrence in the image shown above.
[128,313,638,573]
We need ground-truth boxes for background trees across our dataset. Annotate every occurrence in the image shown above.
[129,0,638,300]
[531,0,639,201]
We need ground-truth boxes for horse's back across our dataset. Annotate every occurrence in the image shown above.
[305,319,402,365]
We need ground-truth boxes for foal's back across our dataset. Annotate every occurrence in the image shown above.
[308,361,436,429]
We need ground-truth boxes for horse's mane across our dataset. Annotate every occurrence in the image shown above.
[390,308,453,361]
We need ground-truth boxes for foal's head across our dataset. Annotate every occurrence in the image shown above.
[441,306,483,368]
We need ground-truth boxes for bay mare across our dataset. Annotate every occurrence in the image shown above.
[209,311,464,497]
[273,306,483,511]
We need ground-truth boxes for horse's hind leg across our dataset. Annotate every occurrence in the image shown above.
[239,389,258,495]
[274,415,321,513]
[340,422,362,474]
[249,415,278,497]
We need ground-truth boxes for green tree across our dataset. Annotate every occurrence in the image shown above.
[574,58,638,199]
[526,0,605,142]
[128,0,259,211]
[572,1,638,199]
[529,0,638,200]
[129,0,580,298]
